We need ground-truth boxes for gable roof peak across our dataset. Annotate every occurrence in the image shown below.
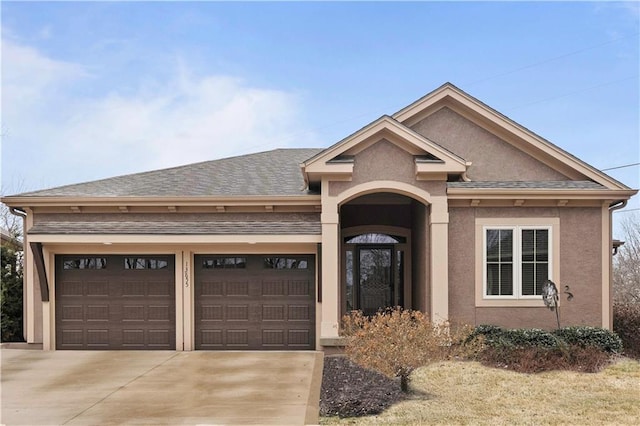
[392,82,632,191]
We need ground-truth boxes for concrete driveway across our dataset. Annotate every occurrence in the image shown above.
[0,349,324,425]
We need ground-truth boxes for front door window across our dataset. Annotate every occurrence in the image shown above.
[359,247,393,315]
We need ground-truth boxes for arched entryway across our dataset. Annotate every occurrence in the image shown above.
[319,180,450,343]
[339,192,428,317]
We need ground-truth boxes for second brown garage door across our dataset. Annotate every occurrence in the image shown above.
[194,255,315,350]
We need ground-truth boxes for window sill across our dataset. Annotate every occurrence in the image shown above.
[476,298,546,308]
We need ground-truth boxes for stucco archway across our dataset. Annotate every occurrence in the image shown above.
[319,179,450,344]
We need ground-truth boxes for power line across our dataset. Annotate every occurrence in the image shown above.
[463,32,640,88]
[230,32,639,155]
[505,75,639,111]
[614,208,640,213]
[601,163,640,171]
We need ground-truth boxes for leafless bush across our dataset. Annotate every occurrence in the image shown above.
[340,308,476,392]
[479,345,612,373]
[613,213,640,305]
[613,302,640,359]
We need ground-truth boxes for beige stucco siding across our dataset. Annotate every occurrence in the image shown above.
[329,139,447,198]
[558,207,603,326]
[410,107,570,182]
[448,206,603,329]
[448,208,476,324]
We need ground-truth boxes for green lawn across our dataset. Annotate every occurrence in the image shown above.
[321,358,640,425]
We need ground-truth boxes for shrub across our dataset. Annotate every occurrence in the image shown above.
[465,324,503,342]
[341,308,475,392]
[468,325,563,350]
[499,328,563,349]
[613,303,640,359]
[1,244,24,342]
[479,345,612,374]
[468,325,619,373]
[553,326,623,354]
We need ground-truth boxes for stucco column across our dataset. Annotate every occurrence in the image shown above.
[320,188,340,340]
[429,196,449,323]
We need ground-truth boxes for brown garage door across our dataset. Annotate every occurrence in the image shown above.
[195,255,315,350]
[55,255,175,350]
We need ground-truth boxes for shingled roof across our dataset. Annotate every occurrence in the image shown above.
[15,148,324,198]
[28,221,321,235]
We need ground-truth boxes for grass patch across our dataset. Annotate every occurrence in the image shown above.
[321,358,640,425]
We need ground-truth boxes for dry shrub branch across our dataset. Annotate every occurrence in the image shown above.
[340,308,476,392]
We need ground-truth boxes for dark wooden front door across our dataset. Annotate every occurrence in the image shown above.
[194,255,315,350]
[358,246,394,316]
[55,255,175,350]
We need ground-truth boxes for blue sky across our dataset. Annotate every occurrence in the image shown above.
[1,1,639,235]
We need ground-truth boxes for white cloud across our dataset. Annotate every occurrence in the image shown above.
[2,39,88,114]
[2,38,316,191]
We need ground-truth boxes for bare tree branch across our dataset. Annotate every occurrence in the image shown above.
[613,213,640,305]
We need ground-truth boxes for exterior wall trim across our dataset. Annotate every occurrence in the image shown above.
[28,234,322,244]
[335,180,434,207]
[601,203,611,329]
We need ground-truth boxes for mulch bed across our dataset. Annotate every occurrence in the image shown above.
[320,355,406,418]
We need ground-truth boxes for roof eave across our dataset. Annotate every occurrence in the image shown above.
[446,188,638,200]
[1,195,322,208]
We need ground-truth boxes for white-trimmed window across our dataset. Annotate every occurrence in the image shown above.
[483,226,551,299]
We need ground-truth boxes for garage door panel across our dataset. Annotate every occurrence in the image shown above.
[200,329,224,347]
[288,329,311,346]
[227,282,250,296]
[147,280,173,296]
[288,305,311,321]
[122,329,145,347]
[288,280,311,296]
[262,329,285,347]
[122,305,146,321]
[148,304,172,321]
[60,329,83,347]
[122,282,146,297]
[148,329,171,346]
[262,281,286,296]
[262,305,286,321]
[86,305,109,321]
[61,305,84,321]
[56,255,175,350]
[87,329,109,347]
[200,304,224,321]
[195,255,315,350]
[86,281,110,296]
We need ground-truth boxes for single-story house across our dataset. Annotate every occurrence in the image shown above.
[3,83,636,351]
